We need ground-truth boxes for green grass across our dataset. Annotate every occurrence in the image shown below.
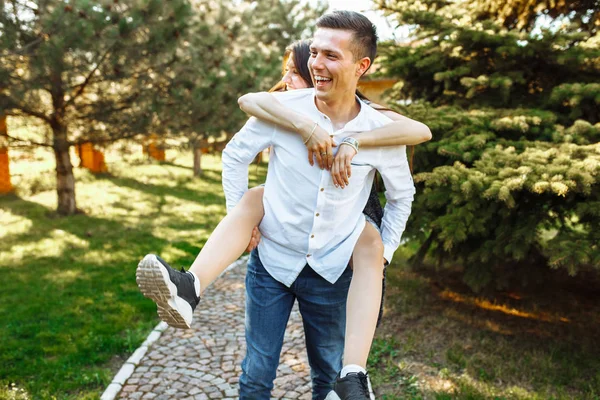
[1,149,267,399]
[368,255,600,400]
[4,147,600,400]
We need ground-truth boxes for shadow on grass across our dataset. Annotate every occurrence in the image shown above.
[97,173,224,204]
[370,264,600,399]
[0,195,203,399]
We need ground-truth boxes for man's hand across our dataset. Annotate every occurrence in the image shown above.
[245,226,261,252]
[303,124,336,170]
[331,143,357,188]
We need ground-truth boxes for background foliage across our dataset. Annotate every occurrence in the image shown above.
[375,0,600,290]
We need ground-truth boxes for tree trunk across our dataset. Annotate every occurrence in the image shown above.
[53,126,77,215]
[193,145,203,177]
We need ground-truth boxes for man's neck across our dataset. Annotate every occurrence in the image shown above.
[315,90,361,131]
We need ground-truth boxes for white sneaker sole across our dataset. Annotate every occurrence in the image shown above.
[136,254,193,329]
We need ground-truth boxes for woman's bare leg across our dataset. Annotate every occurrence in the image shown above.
[343,222,385,368]
[189,186,264,294]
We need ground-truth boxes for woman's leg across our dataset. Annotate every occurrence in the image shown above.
[343,221,384,369]
[189,186,265,294]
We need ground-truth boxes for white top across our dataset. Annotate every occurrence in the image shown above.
[222,88,415,287]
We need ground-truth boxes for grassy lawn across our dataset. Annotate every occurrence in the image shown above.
[3,147,599,399]
[0,148,267,399]
[369,246,600,399]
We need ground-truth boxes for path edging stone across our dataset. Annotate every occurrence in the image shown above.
[100,256,248,400]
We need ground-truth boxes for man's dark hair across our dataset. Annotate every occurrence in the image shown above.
[315,10,378,65]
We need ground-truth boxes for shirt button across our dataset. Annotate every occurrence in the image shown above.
[307,254,311,257]
[320,188,324,192]
[315,213,320,217]
[311,234,315,238]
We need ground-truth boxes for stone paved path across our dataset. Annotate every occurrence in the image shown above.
[115,258,312,400]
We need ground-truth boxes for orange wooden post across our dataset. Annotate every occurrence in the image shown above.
[91,148,107,173]
[79,142,94,169]
[77,142,107,173]
[0,115,13,193]
[143,134,166,161]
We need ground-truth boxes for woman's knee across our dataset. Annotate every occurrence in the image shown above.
[353,224,385,271]
[238,186,265,218]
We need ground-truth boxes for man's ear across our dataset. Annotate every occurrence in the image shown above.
[356,57,371,77]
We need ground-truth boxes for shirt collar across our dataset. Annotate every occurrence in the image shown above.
[309,89,369,132]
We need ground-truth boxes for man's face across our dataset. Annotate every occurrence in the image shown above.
[308,28,367,103]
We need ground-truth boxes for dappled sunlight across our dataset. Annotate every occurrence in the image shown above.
[27,190,57,210]
[78,248,137,265]
[0,209,32,239]
[156,245,193,263]
[42,269,82,285]
[0,383,31,400]
[443,308,517,336]
[439,289,570,323]
[1,229,89,264]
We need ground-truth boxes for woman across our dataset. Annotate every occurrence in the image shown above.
[136,40,431,387]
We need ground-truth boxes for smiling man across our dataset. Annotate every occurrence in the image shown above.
[220,10,415,400]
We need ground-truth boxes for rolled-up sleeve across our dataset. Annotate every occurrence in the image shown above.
[374,146,416,264]
[222,117,275,212]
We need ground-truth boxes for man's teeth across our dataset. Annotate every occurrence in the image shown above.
[315,76,332,82]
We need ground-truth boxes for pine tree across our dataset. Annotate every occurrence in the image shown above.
[0,0,193,214]
[164,0,325,177]
[0,0,325,211]
[375,0,600,290]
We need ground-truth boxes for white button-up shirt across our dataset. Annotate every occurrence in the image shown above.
[222,88,415,287]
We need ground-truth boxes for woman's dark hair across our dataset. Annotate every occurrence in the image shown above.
[270,40,313,92]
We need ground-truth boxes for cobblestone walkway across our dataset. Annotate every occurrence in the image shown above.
[113,258,312,400]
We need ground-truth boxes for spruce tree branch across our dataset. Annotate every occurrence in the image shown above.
[64,43,116,110]
[70,131,145,146]
[4,101,51,123]
[1,133,52,148]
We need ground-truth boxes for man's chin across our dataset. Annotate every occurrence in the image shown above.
[314,89,332,102]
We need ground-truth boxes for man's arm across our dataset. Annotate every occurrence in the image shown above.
[222,117,275,212]
[374,147,416,264]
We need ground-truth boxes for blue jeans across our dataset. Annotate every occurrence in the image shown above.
[239,249,352,400]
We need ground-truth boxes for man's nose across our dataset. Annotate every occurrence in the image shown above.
[311,53,325,70]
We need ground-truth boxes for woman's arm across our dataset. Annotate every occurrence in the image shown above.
[331,104,432,188]
[238,92,335,170]
[350,104,432,147]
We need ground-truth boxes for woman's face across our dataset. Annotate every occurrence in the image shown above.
[281,55,309,91]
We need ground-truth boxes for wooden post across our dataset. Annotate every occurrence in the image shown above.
[144,134,166,161]
[92,148,107,173]
[0,115,13,193]
[77,142,107,173]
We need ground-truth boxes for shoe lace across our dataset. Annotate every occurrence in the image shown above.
[343,372,371,399]
[357,373,370,398]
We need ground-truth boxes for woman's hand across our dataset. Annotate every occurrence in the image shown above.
[303,124,336,170]
[331,143,357,188]
[245,226,261,252]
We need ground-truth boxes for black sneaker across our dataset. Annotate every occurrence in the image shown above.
[325,372,373,400]
[136,254,200,329]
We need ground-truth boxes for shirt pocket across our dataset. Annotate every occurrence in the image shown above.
[348,163,374,187]
[324,163,373,202]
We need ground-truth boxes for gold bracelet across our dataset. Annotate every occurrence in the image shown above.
[303,122,318,144]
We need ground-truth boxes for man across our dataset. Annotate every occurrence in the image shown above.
[137,10,415,400]
[220,11,415,399]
